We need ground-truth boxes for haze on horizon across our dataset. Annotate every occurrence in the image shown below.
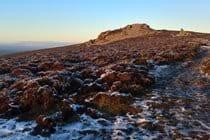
[0,0,210,43]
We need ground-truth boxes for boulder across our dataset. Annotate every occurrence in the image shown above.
[92,55,110,66]
[100,71,117,86]
[52,61,64,71]
[38,62,52,71]
[36,115,56,129]
[110,81,122,92]
[10,80,27,90]
[18,85,57,115]
[58,100,77,122]
[133,57,147,65]
[0,95,10,114]
[38,61,65,71]
[117,72,132,81]
[32,115,56,136]
[200,58,210,76]
[88,92,141,115]
[11,68,32,78]
[37,85,57,110]
[36,76,54,86]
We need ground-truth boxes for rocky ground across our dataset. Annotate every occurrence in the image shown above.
[0,24,210,139]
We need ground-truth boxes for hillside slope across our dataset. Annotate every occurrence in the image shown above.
[0,24,210,139]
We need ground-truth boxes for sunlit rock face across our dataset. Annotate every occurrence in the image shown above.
[87,23,156,45]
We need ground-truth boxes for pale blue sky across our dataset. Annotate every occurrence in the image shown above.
[0,0,209,43]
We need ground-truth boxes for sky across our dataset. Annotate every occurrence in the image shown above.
[0,0,210,43]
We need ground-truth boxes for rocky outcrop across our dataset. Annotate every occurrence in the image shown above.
[87,23,156,45]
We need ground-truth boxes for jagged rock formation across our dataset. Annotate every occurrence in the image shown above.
[87,23,156,45]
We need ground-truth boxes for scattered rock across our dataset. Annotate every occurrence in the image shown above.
[0,23,207,139]
[100,64,154,94]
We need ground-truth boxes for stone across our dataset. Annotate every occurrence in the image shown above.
[92,55,109,66]
[59,100,76,122]
[0,95,10,114]
[38,62,52,71]
[36,115,56,129]
[11,69,27,77]
[100,71,117,86]
[110,81,122,92]
[10,80,26,90]
[66,77,84,94]
[88,92,140,115]
[36,77,54,86]
[86,108,103,119]
[117,72,132,81]
[133,57,147,65]
[12,67,33,77]
[17,85,57,116]
[200,58,210,76]
[52,61,64,71]
[37,85,57,111]
[79,82,105,94]
[31,115,56,136]
[23,80,40,90]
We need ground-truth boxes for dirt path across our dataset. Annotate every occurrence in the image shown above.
[131,46,210,139]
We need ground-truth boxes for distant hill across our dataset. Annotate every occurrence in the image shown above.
[0,41,74,56]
